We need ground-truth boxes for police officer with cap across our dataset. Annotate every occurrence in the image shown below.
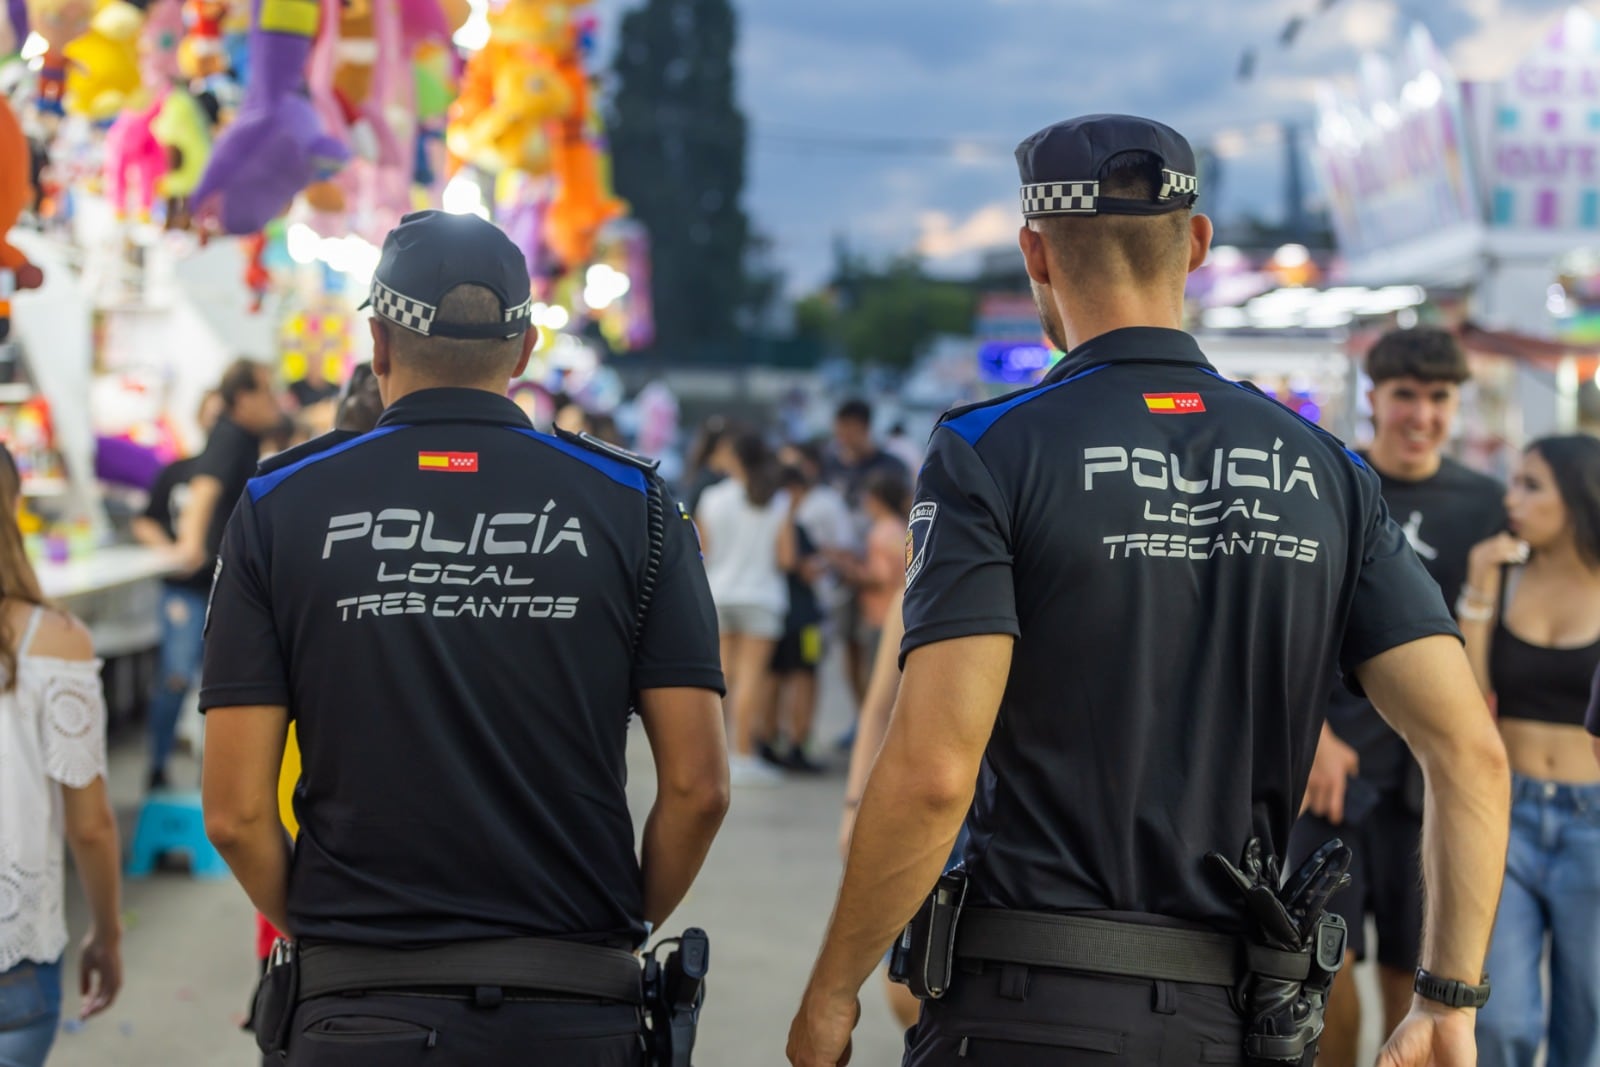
[788,115,1510,1067]
[201,210,730,1066]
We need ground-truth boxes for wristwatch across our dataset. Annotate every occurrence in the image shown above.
[1414,968,1491,1008]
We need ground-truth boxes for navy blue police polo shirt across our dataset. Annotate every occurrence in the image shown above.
[900,326,1457,936]
[199,387,724,949]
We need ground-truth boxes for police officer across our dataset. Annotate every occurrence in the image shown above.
[787,115,1511,1067]
[200,210,730,1067]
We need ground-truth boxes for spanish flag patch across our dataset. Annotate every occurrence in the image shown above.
[418,451,479,472]
[1143,393,1205,414]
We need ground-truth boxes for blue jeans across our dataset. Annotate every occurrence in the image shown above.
[147,584,209,776]
[1477,773,1600,1067]
[0,959,62,1067]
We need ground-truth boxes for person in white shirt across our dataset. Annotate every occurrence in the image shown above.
[0,446,122,1067]
[697,428,796,786]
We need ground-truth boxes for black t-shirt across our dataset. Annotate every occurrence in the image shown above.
[901,327,1457,936]
[1323,456,1505,788]
[142,457,212,593]
[199,389,724,949]
[193,415,263,574]
[824,447,910,513]
[289,379,340,409]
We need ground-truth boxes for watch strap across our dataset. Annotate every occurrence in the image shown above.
[1413,968,1491,1008]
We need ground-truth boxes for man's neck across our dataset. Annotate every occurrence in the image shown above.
[1056,293,1186,351]
[1366,443,1443,483]
[381,377,509,407]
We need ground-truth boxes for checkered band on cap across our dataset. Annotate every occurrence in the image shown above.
[369,279,437,336]
[1020,181,1099,217]
[503,298,533,326]
[1159,169,1198,200]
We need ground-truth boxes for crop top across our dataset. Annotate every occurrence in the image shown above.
[1491,570,1600,728]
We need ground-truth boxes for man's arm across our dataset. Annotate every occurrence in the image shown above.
[791,634,1012,1065]
[129,516,173,549]
[636,687,729,929]
[1357,635,1509,1027]
[202,704,293,933]
[173,474,222,576]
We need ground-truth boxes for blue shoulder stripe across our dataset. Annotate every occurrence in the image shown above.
[508,428,648,494]
[1196,368,1367,471]
[248,426,407,502]
[943,365,1110,447]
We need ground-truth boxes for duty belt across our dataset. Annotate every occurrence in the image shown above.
[955,908,1311,987]
[296,938,644,1005]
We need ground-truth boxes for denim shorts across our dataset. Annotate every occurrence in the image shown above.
[0,958,63,1067]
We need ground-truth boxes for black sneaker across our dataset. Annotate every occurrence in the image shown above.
[147,767,171,792]
[780,747,828,775]
[757,742,788,769]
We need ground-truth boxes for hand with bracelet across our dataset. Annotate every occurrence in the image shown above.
[1458,533,1530,622]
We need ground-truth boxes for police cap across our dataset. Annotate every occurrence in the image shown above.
[1016,114,1199,219]
[361,210,534,340]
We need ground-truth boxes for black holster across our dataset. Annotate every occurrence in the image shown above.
[1208,838,1353,1066]
[250,938,299,1058]
[888,868,968,1000]
[642,928,710,1067]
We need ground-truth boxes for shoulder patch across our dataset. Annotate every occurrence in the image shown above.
[904,501,937,586]
[554,427,660,473]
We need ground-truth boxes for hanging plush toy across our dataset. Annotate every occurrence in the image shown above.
[177,0,228,79]
[0,96,44,340]
[102,94,166,218]
[190,0,347,235]
[446,0,574,176]
[62,1,145,121]
[139,0,184,85]
[29,0,94,115]
[150,86,209,228]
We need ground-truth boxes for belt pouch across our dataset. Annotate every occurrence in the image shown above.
[888,869,968,1000]
[252,939,300,1057]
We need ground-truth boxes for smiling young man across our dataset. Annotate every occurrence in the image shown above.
[1290,326,1507,1067]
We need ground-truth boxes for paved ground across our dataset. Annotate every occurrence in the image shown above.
[49,660,1382,1065]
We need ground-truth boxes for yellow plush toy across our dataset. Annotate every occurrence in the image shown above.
[151,87,211,228]
[445,0,576,175]
[63,2,145,121]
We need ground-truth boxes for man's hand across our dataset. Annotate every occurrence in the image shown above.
[787,988,860,1067]
[1301,726,1360,824]
[1378,1003,1477,1067]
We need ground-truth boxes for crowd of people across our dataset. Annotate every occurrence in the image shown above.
[685,400,914,786]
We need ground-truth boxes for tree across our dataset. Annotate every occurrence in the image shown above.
[608,0,753,348]
[796,253,978,368]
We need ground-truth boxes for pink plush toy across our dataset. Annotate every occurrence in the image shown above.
[103,95,168,219]
[139,0,185,86]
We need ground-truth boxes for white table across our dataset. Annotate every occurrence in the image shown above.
[37,545,184,656]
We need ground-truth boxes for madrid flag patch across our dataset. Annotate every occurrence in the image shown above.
[1143,392,1206,415]
[418,451,479,472]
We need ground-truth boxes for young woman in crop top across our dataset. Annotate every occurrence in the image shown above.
[1459,435,1600,1067]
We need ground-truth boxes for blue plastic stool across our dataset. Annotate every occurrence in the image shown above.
[125,790,230,880]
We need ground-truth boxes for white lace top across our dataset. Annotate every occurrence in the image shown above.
[0,608,108,972]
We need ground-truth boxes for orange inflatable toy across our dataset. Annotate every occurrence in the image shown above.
[0,97,44,340]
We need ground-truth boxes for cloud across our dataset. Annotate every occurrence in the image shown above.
[916,202,1018,261]
[595,0,1600,293]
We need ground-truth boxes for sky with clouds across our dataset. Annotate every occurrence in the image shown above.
[593,0,1589,293]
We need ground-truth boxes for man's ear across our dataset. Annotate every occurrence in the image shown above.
[1019,224,1051,287]
[369,318,391,378]
[1187,213,1214,274]
[512,328,538,380]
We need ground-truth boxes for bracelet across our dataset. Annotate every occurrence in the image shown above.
[1456,596,1494,623]
[1458,585,1494,607]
